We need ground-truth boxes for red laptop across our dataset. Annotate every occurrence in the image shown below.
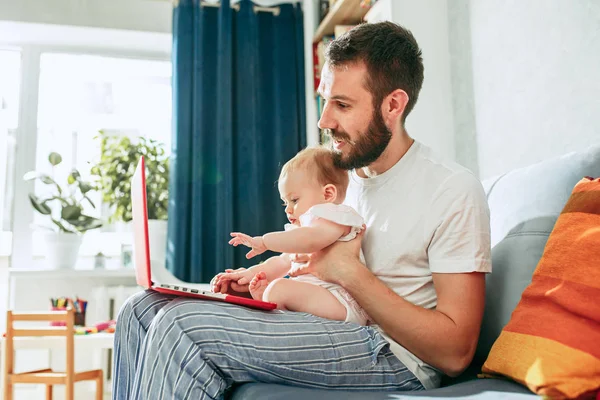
[131,156,277,311]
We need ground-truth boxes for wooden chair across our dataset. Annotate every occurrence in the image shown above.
[3,309,103,400]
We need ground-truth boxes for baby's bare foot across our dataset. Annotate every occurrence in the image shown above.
[249,271,269,301]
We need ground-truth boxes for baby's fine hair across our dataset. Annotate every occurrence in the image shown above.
[280,146,349,199]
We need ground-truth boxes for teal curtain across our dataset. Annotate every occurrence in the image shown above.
[167,0,306,282]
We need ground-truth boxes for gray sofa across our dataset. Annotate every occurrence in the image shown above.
[230,144,600,400]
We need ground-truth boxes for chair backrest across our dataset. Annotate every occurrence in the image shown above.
[4,310,75,380]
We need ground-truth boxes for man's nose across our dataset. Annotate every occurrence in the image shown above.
[317,102,336,131]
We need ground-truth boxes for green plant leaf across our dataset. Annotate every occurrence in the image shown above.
[29,194,52,215]
[23,172,57,185]
[61,205,82,221]
[24,172,62,195]
[23,171,38,181]
[78,181,93,194]
[66,214,102,231]
[84,195,96,209]
[42,196,69,207]
[91,131,169,223]
[78,217,103,232]
[48,152,62,166]
[51,218,73,233]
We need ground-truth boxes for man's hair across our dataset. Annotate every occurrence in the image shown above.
[325,22,424,123]
[280,146,349,199]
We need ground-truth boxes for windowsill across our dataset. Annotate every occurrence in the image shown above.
[8,266,136,279]
[1,230,136,258]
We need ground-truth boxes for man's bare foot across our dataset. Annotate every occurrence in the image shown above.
[249,271,269,301]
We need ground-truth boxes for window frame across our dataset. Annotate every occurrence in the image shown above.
[0,21,172,267]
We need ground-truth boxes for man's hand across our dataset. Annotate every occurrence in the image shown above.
[287,253,310,276]
[229,232,268,259]
[289,225,366,283]
[210,267,252,295]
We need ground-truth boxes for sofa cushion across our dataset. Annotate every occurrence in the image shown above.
[474,145,600,369]
[484,144,600,248]
[481,177,600,398]
[230,378,537,400]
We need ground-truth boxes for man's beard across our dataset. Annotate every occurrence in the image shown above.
[327,107,392,170]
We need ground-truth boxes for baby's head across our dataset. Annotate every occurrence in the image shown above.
[278,146,349,225]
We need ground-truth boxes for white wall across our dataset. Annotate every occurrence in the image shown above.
[0,0,172,33]
[457,0,600,180]
[389,0,456,160]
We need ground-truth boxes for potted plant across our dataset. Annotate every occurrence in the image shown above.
[91,130,169,266]
[24,152,103,269]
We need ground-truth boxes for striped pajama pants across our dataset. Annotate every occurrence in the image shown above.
[112,290,423,399]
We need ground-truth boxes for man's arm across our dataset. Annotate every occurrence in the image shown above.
[305,172,490,376]
[341,264,485,376]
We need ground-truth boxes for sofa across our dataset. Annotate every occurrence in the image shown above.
[230,144,600,399]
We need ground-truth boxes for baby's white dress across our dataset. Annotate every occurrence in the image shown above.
[285,203,371,325]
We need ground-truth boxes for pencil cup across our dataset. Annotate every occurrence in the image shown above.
[50,306,86,326]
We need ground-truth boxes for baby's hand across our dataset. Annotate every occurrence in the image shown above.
[229,232,268,259]
[211,267,252,293]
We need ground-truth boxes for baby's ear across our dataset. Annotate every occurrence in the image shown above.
[323,184,337,202]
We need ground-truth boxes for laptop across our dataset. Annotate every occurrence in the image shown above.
[131,156,277,311]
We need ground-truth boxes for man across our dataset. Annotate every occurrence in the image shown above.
[113,22,491,398]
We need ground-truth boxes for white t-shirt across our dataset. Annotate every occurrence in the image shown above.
[344,140,492,389]
[286,203,366,290]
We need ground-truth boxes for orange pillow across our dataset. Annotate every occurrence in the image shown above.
[481,177,600,399]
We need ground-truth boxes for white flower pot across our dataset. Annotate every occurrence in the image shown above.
[147,219,168,267]
[43,232,83,269]
[146,219,188,284]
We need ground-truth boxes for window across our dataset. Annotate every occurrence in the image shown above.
[0,49,21,256]
[32,53,172,259]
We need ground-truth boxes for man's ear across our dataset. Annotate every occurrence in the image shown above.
[323,184,338,202]
[383,89,409,125]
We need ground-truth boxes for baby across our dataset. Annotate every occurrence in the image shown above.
[213,146,370,325]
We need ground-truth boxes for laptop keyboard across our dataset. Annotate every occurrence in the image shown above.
[160,284,200,294]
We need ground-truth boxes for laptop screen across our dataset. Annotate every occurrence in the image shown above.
[131,156,152,288]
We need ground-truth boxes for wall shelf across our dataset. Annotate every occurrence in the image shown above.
[313,0,370,43]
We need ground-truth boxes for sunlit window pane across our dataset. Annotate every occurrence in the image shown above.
[0,50,21,130]
[0,50,21,252]
[33,53,172,255]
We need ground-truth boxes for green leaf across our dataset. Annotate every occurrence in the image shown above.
[42,196,69,207]
[51,218,73,233]
[79,181,93,194]
[48,152,62,166]
[84,195,96,209]
[23,171,38,181]
[61,205,82,221]
[78,218,103,232]
[23,172,57,185]
[29,194,52,215]
[67,214,102,232]
[91,132,169,223]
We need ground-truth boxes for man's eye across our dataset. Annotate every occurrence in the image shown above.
[337,102,348,109]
